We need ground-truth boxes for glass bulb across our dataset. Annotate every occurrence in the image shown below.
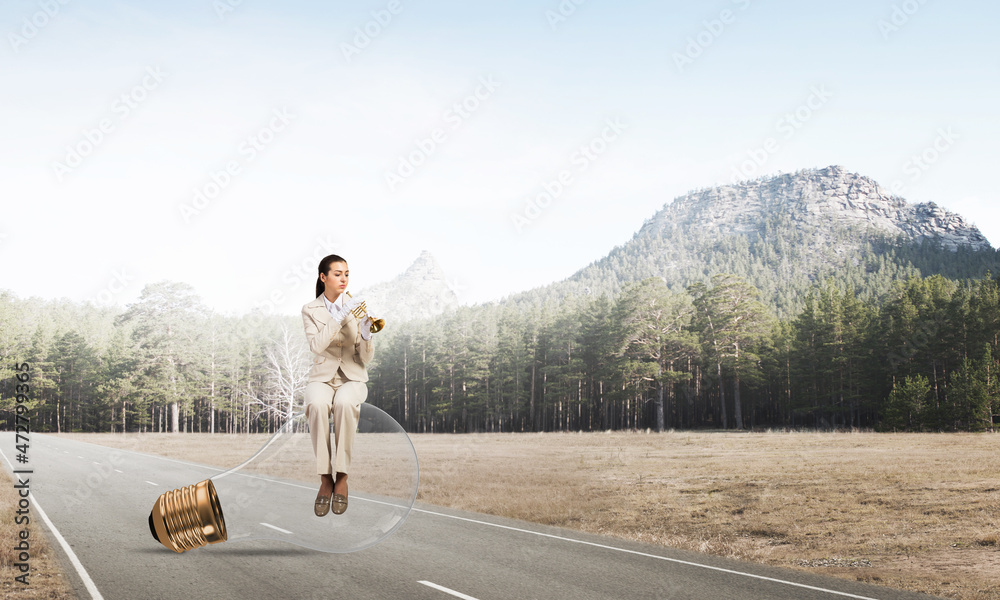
[148,403,418,553]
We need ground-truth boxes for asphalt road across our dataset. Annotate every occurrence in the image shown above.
[1,432,942,600]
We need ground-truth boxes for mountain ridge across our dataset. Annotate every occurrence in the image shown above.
[643,165,990,251]
[367,167,997,321]
[495,165,998,317]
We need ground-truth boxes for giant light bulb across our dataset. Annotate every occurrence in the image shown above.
[148,403,418,553]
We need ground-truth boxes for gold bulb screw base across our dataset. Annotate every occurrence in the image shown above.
[148,479,227,553]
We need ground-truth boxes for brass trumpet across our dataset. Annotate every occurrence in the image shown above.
[345,291,385,334]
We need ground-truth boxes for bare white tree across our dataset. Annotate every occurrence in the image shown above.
[245,323,310,430]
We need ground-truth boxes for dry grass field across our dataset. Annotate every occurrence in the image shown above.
[0,468,77,600]
[50,429,1000,600]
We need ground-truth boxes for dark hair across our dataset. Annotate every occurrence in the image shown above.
[315,254,348,298]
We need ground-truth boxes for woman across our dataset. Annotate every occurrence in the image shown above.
[301,254,376,516]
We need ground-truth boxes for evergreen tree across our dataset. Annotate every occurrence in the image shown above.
[689,274,772,429]
[613,278,698,431]
[944,349,994,432]
[881,374,930,431]
[115,282,210,433]
[96,326,137,432]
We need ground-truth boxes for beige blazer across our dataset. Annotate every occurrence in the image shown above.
[301,295,375,383]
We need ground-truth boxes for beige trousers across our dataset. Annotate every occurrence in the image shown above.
[304,368,368,475]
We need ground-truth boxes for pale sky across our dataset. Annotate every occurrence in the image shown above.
[2,0,997,316]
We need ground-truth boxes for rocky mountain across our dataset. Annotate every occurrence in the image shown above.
[641,165,990,251]
[357,250,458,323]
[503,165,999,317]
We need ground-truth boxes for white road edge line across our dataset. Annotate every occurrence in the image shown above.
[419,580,481,600]
[0,447,105,600]
[259,522,293,535]
[30,434,881,600]
[409,509,882,600]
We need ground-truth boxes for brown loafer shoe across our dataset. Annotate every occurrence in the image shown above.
[314,493,331,517]
[331,493,348,515]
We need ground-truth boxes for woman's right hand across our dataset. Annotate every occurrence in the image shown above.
[334,296,364,324]
[341,296,365,320]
